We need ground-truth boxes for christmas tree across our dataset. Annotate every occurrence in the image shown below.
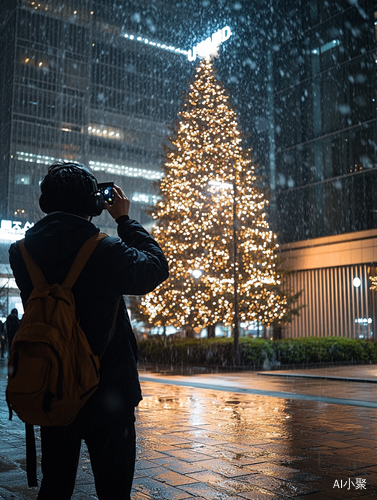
[140,57,287,334]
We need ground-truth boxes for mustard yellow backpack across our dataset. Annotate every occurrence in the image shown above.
[6,233,108,427]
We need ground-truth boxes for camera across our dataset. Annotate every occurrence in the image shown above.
[98,182,114,205]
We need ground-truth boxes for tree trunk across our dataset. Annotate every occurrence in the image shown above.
[262,324,267,339]
[185,326,195,338]
[272,325,282,341]
[207,324,215,338]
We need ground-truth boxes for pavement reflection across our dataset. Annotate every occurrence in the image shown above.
[135,373,377,499]
[139,364,377,407]
[0,361,376,499]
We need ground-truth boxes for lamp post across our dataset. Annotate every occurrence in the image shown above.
[232,181,240,366]
[208,178,240,364]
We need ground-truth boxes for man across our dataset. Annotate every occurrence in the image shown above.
[0,320,5,358]
[5,308,20,352]
[9,161,169,500]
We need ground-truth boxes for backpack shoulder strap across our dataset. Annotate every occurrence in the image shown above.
[63,232,108,290]
[19,239,47,288]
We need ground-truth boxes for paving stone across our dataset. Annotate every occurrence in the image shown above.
[216,442,268,454]
[283,471,323,482]
[132,492,154,500]
[150,456,208,474]
[174,442,208,450]
[294,493,338,500]
[135,459,163,470]
[197,448,270,467]
[146,467,200,486]
[157,433,194,445]
[244,462,303,478]
[194,458,256,478]
[187,470,257,494]
[176,481,243,499]
[0,469,32,485]
[133,476,193,499]
[344,438,377,448]
[322,439,361,449]
[162,448,214,462]
[262,453,309,465]
[0,485,37,500]
[237,489,288,499]
[188,436,230,447]
[137,450,171,460]
[0,458,19,473]
[237,473,319,496]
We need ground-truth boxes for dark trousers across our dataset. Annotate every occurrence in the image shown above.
[37,420,136,500]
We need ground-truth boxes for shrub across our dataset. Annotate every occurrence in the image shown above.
[274,337,377,365]
[137,336,377,368]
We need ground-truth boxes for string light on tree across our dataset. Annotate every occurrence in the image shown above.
[140,56,288,335]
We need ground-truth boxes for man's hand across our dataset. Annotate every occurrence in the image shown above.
[105,185,130,220]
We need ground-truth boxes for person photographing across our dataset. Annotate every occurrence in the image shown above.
[8,161,169,499]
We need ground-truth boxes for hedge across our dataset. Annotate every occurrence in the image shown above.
[137,336,377,369]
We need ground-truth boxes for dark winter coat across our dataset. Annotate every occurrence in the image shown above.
[9,212,168,428]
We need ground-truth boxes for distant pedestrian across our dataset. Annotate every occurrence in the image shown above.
[5,308,20,351]
[0,320,5,358]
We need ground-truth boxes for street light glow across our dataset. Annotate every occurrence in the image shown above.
[192,270,203,279]
[353,277,361,288]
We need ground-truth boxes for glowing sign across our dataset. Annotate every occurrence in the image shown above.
[0,220,34,241]
[188,26,232,61]
[355,318,372,324]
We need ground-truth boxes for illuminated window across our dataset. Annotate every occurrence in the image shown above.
[15,174,31,185]
[311,39,340,55]
[88,123,124,141]
[89,161,162,180]
[132,192,160,204]
[15,152,163,181]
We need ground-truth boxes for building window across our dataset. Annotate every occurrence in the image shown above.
[15,174,31,185]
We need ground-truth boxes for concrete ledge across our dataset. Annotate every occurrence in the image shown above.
[258,372,377,383]
[280,228,377,270]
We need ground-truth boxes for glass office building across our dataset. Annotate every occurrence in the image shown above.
[270,0,377,243]
[268,0,377,338]
[0,0,193,314]
[0,0,191,231]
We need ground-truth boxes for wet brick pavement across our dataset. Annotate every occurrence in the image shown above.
[0,359,377,499]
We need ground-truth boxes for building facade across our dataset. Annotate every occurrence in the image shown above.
[0,0,193,315]
[269,0,377,338]
[0,0,192,227]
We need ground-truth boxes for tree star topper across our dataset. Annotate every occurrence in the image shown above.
[188,26,232,61]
